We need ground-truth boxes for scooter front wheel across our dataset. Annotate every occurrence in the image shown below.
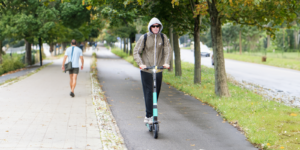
[153,124,159,139]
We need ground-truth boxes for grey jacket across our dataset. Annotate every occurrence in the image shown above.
[133,18,171,67]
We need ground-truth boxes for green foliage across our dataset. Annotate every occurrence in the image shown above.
[0,54,25,75]
[103,30,118,46]
[60,0,91,29]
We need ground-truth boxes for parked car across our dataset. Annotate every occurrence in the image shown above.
[190,42,212,57]
[211,53,214,65]
[201,51,210,57]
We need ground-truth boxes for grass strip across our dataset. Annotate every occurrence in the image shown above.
[0,62,53,87]
[224,53,300,71]
[111,48,300,150]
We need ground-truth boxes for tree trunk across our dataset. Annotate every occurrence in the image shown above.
[62,43,67,51]
[207,0,230,97]
[25,40,32,65]
[130,37,134,55]
[227,41,229,53]
[168,26,174,72]
[194,14,201,84]
[39,38,43,66]
[173,33,182,76]
[294,30,299,49]
[126,38,129,54]
[53,43,57,56]
[123,38,125,52]
[49,43,54,56]
[267,35,271,48]
[283,28,285,48]
[0,40,2,64]
[239,30,242,54]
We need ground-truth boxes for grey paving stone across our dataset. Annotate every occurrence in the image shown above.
[0,56,102,150]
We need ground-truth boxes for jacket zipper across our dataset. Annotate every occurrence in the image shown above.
[154,34,157,66]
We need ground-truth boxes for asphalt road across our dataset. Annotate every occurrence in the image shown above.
[180,50,300,100]
[96,48,256,150]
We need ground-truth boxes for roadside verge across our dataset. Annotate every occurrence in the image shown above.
[90,52,127,150]
[224,53,300,71]
[0,62,53,87]
[111,47,300,150]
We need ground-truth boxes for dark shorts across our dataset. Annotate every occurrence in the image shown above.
[69,68,79,74]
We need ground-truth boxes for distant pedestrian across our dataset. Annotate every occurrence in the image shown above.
[61,39,84,97]
[133,17,171,124]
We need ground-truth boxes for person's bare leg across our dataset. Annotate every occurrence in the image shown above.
[71,74,78,93]
[69,74,73,90]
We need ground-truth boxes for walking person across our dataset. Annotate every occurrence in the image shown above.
[61,39,84,97]
[133,17,172,124]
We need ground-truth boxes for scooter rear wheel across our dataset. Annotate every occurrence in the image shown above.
[153,124,159,139]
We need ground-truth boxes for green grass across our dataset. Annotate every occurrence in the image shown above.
[111,48,300,150]
[224,53,300,71]
[230,51,300,60]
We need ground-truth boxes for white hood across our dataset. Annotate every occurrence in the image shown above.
[148,17,163,33]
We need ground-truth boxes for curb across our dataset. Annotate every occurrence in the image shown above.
[90,69,127,150]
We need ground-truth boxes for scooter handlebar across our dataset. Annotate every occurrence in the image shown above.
[144,66,165,70]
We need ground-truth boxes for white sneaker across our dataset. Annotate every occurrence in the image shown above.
[144,117,149,123]
[148,116,160,124]
[148,117,153,124]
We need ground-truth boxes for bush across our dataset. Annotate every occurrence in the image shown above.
[0,54,25,75]
[0,65,3,75]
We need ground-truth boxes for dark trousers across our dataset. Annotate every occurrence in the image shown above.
[141,71,163,118]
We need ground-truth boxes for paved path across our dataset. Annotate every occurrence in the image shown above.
[0,54,102,150]
[96,47,257,150]
[0,60,52,84]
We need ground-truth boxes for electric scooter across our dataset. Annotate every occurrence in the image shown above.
[143,66,165,139]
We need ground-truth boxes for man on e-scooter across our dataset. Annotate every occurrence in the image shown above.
[133,17,172,124]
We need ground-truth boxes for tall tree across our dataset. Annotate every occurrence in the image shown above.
[172,0,300,97]
[1,0,59,65]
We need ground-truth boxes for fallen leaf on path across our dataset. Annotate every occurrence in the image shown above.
[191,144,195,146]
[82,125,86,127]
[90,123,92,126]
[5,130,8,132]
